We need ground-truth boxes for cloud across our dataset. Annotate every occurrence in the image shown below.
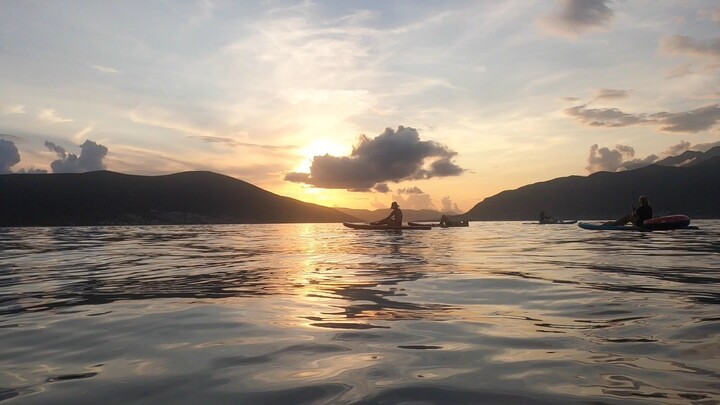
[698,8,720,22]
[397,186,424,194]
[440,196,460,213]
[651,104,720,133]
[0,138,21,174]
[618,154,659,171]
[594,88,630,100]
[665,63,694,79]
[565,105,647,127]
[16,167,48,174]
[38,109,74,123]
[660,35,720,59]
[2,104,26,114]
[392,191,436,211]
[91,65,122,74]
[586,139,720,173]
[566,104,720,133]
[189,135,295,150]
[615,144,634,155]
[586,143,634,173]
[662,140,691,157]
[284,126,464,191]
[373,183,389,193]
[691,139,720,152]
[538,0,614,38]
[45,139,109,173]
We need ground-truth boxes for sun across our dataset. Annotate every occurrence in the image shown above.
[293,139,350,173]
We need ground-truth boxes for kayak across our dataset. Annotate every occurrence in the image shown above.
[578,222,651,231]
[343,222,432,230]
[643,215,691,230]
[578,215,693,231]
[408,221,469,228]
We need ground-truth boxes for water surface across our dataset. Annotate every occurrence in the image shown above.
[1,221,719,404]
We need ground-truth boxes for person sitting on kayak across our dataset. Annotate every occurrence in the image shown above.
[371,201,403,226]
[539,211,556,224]
[605,195,653,226]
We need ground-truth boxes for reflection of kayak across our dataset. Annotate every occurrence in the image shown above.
[524,220,577,225]
[408,221,469,228]
[578,215,694,231]
[343,222,431,230]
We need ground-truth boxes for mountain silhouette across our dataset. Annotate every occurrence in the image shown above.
[0,171,360,227]
[465,156,720,221]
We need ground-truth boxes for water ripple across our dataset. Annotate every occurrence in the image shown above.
[1,221,719,404]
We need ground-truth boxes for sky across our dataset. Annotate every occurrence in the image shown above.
[1,0,719,212]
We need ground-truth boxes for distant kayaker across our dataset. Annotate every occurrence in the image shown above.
[604,195,653,226]
[372,201,403,226]
[539,211,556,224]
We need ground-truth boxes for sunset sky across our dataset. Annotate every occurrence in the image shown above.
[1,0,719,212]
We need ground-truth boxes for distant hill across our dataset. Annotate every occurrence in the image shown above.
[0,171,361,227]
[335,207,461,223]
[465,156,720,221]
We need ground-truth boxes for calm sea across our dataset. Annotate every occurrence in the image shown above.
[1,222,719,404]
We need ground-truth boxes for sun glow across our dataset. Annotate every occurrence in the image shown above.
[293,139,351,173]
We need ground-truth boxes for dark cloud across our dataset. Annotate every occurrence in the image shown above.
[539,0,614,37]
[661,35,720,59]
[45,139,109,173]
[566,104,720,133]
[284,126,464,191]
[565,105,648,127]
[652,104,720,133]
[373,183,389,193]
[0,138,21,174]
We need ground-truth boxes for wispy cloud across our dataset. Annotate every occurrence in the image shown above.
[91,65,122,74]
[660,35,720,59]
[665,63,695,79]
[129,106,295,151]
[698,8,720,22]
[593,88,630,100]
[38,109,74,123]
[2,104,26,114]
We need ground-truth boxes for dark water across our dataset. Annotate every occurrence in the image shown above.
[1,222,719,404]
